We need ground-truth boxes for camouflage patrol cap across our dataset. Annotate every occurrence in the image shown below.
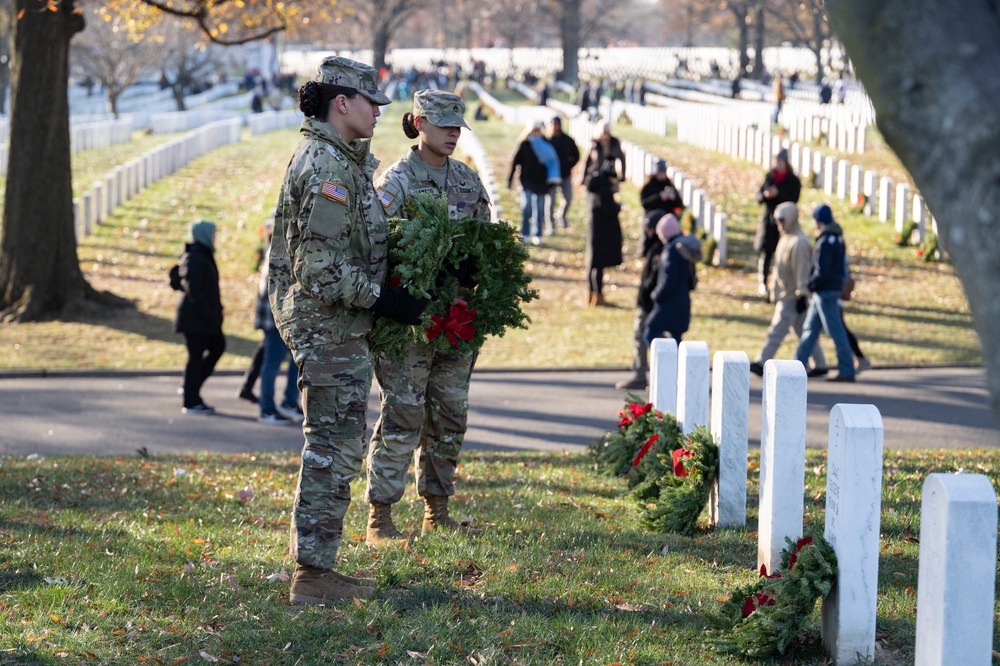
[316,55,391,105]
[413,90,469,129]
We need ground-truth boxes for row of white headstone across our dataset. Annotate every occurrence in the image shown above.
[72,118,243,240]
[0,116,135,178]
[648,338,997,665]
[674,112,936,245]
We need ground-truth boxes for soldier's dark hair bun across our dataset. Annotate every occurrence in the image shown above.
[401,112,420,139]
[298,81,321,117]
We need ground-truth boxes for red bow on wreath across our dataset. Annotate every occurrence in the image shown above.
[672,448,694,477]
[426,298,478,348]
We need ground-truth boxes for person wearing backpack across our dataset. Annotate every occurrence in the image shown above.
[643,213,700,347]
[173,219,225,415]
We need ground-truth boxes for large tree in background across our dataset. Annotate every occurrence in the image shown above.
[768,0,831,83]
[72,6,162,117]
[0,0,287,322]
[343,0,427,72]
[825,0,1000,418]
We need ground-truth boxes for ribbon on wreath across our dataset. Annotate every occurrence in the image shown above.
[426,298,478,349]
[672,447,695,477]
[631,434,660,467]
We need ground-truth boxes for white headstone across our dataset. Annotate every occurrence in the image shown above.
[863,171,876,216]
[649,337,678,415]
[82,192,93,237]
[836,159,850,199]
[824,156,837,195]
[849,165,863,205]
[692,190,704,225]
[713,213,727,266]
[682,180,694,207]
[821,404,884,664]
[879,177,893,222]
[895,183,911,232]
[704,201,715,235]
[913,194,927,240]
[93,182,104,225]
[757,360,807,574]
[709,351,749,529]
[914,474,998,666]
[677,341,710,434]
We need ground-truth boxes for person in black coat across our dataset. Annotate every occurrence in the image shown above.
[754,148,801,298]
[639,158,683,217]
[508,121,551,244]
[585,166,623,306]
[174,219,225,415]
[547,116,581,230]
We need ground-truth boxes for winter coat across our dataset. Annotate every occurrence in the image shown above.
[772,211,813,302]
[586,172,623,269]
[648,234,696,336]
[508,139,549,193]
[753,169,801,254]
[637,236,665,311]
[808,221,847,293]
[639,177,683,216]
[174,241,223,335]
[583,137,626,186]
[548,132,580,180]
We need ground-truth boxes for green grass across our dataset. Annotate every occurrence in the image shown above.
[1,447,997,664]
[0,95,980,371]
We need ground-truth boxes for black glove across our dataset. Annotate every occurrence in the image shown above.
[368,287,428,325]
[796,296,808,314]
[449,255,478,288]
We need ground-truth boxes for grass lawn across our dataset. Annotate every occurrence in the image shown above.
[0,92,980,371]
[1,446,997,664]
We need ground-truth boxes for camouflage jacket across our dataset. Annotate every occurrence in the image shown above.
[269,117,388,384]
[375,147,491,221]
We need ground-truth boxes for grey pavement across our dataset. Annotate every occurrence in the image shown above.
[1,366,997,458]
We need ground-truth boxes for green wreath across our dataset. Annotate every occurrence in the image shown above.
[632,425,718,536]
[368,193,538,358]
[706,534,838,659]
[588,396,679,478]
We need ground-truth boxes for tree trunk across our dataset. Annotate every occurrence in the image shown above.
[753,6,765,79]
[372,23,390,72]
[0,0,127,321]
[825,0,1000,420]
[560,0,581,83]
[107,88,119,118]
[734,8,750,77]
[811,9,824,83]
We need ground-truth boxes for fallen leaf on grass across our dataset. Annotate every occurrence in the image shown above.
[170,657,191,665]
[237,486,254,503]
[197,651,219,662]
[43,577,69,585]
[49,614,66,625]
[900,525,919,543]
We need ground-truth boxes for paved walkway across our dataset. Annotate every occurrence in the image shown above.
[2,366,997,458]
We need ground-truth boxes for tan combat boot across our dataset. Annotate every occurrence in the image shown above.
[366,501,407,547]
[421,495,483,536]
[289,564,374,605]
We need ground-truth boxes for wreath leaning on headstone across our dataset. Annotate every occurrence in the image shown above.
[589,397,719,535]
[705,534,838,659]
[368,193,538,359]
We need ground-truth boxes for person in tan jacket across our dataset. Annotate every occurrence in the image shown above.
[750,201,828,377]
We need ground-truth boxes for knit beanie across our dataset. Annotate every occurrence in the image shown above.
[189,219,216,251]
[812,204,834,225]
[655,213,681,242]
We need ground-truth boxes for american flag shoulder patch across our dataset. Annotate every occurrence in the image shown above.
[376,188,393,208]
[321,181,348,203]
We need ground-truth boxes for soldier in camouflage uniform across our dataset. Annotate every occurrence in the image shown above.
[269,56,427,605]
[364,90,492,546]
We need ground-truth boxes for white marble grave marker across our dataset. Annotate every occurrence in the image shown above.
[649,337,678,415]
[879,177,893,222]
[914,474,998,666]
[821,404,884,664]
[708,351,749,528]
[757,360,807,574]
[677,341,710,434]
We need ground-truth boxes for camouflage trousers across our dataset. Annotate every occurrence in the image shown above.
[289,369,372,570]
[365,339,476,505]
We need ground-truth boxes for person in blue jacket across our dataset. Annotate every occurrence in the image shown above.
[794,204,856,382]
[643,214,700,346]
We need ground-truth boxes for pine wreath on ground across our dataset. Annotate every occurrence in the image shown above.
[706,534,838,659]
